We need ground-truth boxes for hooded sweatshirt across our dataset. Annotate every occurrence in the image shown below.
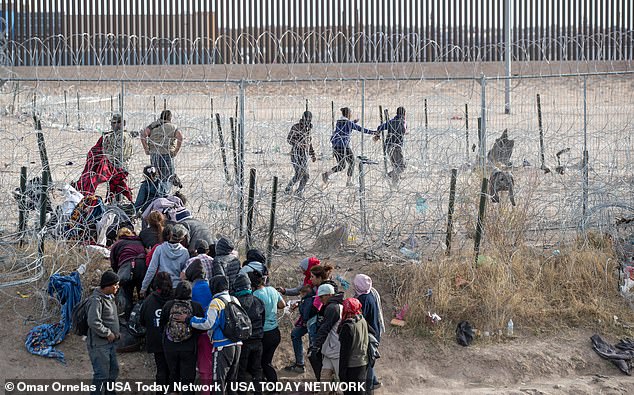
[212,237,241,292]
[141,241,190,292]
[139,290,171,353]
[330,117,374,149]
[284,257,321,297]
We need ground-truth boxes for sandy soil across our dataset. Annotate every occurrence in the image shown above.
[0,251,633,395]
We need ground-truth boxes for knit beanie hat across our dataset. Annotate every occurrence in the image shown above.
[100,270,120,288]
[353,274,372,295]
[233,272,251,293]
[246,249,266,264]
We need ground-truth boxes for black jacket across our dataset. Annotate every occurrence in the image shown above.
[139,291,171,353]
[139,227,161,249]
[213,238,241,292]
[313,292,344,350]
[236,293,265,340]
[159,299,205,353]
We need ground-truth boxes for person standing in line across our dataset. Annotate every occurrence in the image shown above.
[338,298,369,395]
[353,274,385,391]
[139,272,174,395]
[285,111,317,198]
[140,224,190,296]
[375,106,407,184]
[141,109,183,183]
[86,271,121,395]
[184,260,214,395]
[251,270,286,383]
[159,280,205,395]
[322,107,375,187]
[232,273,265,394]
[189,275,243,395]
[309,283,344,383]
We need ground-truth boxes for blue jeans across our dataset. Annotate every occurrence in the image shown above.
[291,322,318,366]
[150,153,175,182]
[87,342,119,395]
[291,326,308,366]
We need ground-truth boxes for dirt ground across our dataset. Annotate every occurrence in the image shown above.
[1,251,633,395]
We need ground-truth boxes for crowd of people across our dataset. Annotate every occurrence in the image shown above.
[80,110,388,395]
[89,232,384,395]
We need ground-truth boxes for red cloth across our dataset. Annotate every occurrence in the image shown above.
[303,257,321,287]
[76,137,132,202]
[342,297,362,321]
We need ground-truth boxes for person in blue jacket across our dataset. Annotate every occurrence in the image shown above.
[322,107,375,187]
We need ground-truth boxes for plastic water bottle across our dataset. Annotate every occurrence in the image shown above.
[507,319,514,337]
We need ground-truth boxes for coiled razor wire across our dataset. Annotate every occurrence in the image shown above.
[0,44,633,288]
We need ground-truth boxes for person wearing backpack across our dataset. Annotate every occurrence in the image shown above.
[309,283,344,382]
[284,111,316,198]
[251,270,286,383]
[338,298,369,395]
[232,272,265,394]
[139,272,173,394]
[353,274,385,391]
[86,271,121,395]
[212,237,241,293]
[159,280,204,395]
[189,275,246,395]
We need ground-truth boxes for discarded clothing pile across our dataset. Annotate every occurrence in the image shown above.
[25,272,82,363]
[591,334,634,375]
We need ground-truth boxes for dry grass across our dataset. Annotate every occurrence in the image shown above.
[368,171,634,341]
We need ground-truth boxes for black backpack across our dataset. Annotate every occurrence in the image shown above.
[127,301,146,337]
[71,297,92,336]
[222,296,252,342]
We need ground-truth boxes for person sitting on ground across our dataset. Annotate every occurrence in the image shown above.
[338,298,369,395]
[309,283,344,382]
[353,273,385,391]
[139,272,174,393]
[232,272,265,393]
[86,271,121,395]
[212,237,241,292]
[141,224,190,296]
[139,211,165,250]
[159,281,204,395]
[182,239,214,281]
[251,270,286,383]
[189,275,243,393]
[109,227,145,319]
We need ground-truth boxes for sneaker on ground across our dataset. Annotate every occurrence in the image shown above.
[283,364,306,373]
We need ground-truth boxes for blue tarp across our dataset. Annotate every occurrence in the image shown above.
[25,271,82,363]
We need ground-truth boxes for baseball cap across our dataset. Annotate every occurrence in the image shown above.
[317,283,335,297]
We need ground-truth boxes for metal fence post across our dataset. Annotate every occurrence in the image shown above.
[479,76,487,169]
[504,0,512,114]
[582,76,589,222]
[361,79,366,155]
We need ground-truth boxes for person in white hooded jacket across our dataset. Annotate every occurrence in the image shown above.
[141,224,190,295]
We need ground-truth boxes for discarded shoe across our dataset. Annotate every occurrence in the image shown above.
[283,364,305,374]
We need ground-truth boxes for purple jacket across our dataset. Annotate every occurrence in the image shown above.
[110,236,146,272]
